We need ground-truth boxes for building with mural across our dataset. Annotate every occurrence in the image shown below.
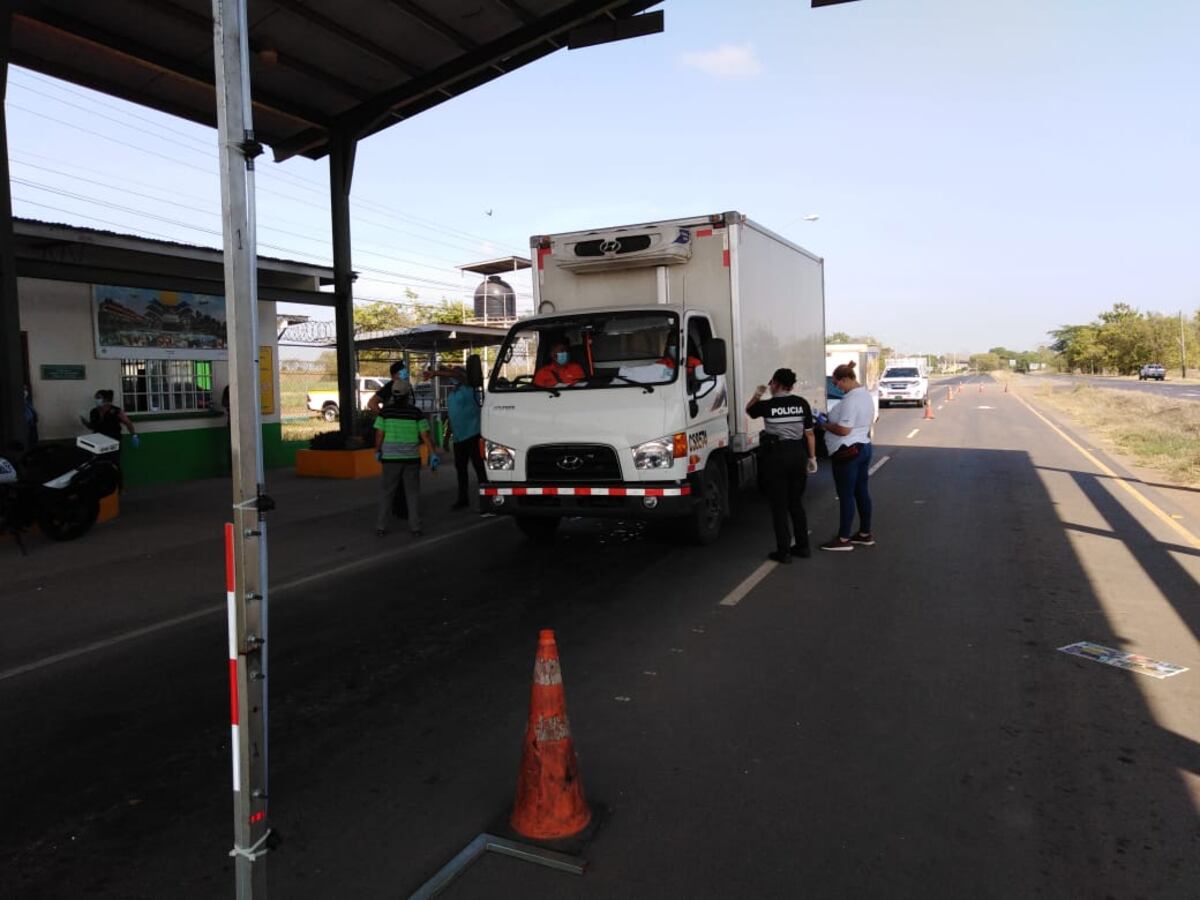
[13,219,335,486]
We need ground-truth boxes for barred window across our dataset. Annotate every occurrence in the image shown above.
[121,359,215,413]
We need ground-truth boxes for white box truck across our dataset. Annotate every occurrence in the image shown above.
[466,211,824,544]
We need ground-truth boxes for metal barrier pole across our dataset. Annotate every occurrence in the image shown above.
[213,1,271,896]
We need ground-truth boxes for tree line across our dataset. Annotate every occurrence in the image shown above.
[1050,302,1199,375]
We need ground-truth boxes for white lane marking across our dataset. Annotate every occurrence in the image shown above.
[868,454,891,476]
[906,429,920,439]
[0,517,505,683]
[719,560,777,607]
[936,405,944,411]
[976,405,995,409]
[1183,391,1200,398]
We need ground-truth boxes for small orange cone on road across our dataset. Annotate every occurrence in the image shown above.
[923,399,935,420]
[510,630,592,840]
[947,386,955,401]
[978,382,983,393]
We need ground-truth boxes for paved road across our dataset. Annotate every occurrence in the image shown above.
[1034,373,1200,401]
[2,379,1198,898]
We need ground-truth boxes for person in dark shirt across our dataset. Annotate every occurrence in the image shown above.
[746,367,818,563]
[82,389,137,488]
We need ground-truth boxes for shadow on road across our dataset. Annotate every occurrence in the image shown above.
[1,446,1198,898]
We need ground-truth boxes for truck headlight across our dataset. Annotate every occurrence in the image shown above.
[484,439,515,471]
[632,433,686,470]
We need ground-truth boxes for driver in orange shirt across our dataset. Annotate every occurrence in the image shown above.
[657,340,703,377]
[534,341,586,387]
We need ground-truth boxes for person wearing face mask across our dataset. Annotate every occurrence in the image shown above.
[368,360,413,414]
[533,341,585,388]
[657,339,703,378]
[430,365,486,510]
[81,389,138,487]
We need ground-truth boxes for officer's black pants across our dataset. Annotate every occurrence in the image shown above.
[763,445,809,553]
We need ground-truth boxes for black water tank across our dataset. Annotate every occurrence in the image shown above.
[473,275,515,320]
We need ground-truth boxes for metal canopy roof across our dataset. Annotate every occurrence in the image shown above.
[351,322,510,352]
[10,0,661,162]
[458,255,532,276]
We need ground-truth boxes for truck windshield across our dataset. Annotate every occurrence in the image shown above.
[489,311,682,392]
[884,368,920,378]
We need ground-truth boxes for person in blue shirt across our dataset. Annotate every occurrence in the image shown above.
[439,366,486,510]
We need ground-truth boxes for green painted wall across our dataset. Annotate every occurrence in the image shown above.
[122,422,298,487]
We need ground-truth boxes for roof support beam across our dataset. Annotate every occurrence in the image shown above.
[385,0,479,52]
[341,0,660,147]
[270,0,426,79]
[0,14,28,450]
[130,0,373,102]
[12,13,328,130]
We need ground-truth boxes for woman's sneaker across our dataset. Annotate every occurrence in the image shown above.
[819,537,854,552]
[850,532,876,546]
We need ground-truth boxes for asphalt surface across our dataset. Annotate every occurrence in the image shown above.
[2,375,1198,899]
[1035,373,1200,401]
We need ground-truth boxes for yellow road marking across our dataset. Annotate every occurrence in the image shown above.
[1012,393,1200,550]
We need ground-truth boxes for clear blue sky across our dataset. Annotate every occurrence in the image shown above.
[7,0,1199,354]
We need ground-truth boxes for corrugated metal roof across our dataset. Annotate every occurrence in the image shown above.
[10,0,661,161]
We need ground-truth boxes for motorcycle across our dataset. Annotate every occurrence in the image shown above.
[0,433,121,550]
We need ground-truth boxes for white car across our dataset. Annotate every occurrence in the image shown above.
[878,367,928,407]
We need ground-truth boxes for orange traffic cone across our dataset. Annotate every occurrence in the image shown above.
[978,382,983,393]
[947,386,955,401]
[510,630,592,840]
[923,399,935,420]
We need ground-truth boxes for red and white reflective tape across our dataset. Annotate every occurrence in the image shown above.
[480,484,690,497]
[224,522,241,794]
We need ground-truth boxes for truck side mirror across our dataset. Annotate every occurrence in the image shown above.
[466,354,484,388]
[702,339,727,376]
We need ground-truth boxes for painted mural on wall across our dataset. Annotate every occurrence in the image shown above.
[93,285,228,360]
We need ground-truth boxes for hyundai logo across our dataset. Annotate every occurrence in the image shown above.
[556,455,584,471]
[599,239,621,253]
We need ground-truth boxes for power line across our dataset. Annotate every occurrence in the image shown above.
[9,75,527,255]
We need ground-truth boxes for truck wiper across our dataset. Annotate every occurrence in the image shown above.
[608,373,655,393]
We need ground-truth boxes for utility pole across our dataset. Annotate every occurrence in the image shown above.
[1181,310,1188,380]
[213,0,272,896]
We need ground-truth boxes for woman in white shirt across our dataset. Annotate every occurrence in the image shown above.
[820,361,875,551]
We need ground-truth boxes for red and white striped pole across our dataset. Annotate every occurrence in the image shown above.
[225,523,241,796]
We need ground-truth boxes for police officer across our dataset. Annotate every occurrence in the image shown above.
[746,368,818,563]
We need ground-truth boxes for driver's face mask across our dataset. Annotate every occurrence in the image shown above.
[555,351,569,366]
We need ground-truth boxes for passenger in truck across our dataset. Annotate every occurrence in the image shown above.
[533,341,586,388]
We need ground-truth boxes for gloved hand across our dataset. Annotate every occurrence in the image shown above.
[429,453,440,472]
[375,450,382,462]
[130,434,140,449]
[806,457,818,475]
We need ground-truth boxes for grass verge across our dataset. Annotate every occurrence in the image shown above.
[1030,382,1200,486]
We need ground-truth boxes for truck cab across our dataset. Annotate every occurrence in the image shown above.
[475,305,729,543]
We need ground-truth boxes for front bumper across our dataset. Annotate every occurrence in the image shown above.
[479,483,694,519]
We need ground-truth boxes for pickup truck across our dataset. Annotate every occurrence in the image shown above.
[306,377,387,421]
[878,366,929,407]
[1138,363,1166,381]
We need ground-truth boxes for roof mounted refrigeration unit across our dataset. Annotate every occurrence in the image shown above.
[556,224,694,274]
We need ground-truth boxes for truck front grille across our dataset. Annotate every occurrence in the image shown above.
[526,444,621,483]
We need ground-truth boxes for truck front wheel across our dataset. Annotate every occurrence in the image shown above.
[515,515,560,542]
[688,464,726,546]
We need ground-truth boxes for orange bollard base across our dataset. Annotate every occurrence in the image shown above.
[923,401,935,420]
